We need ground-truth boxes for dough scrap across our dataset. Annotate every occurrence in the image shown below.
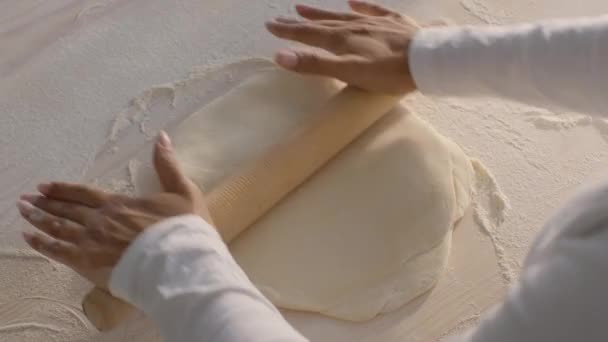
[136,61,474,321]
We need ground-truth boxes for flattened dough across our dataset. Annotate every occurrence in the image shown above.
[136,61,474,321]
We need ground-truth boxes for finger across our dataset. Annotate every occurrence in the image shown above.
[274,49,359,80]
[153,131,192,196]
[295,4,361,21]
[312,20,355,28]
[23,194,92,226]
[266,21,342,52]
[348,0,400,17]
[18,200,85,244]
[276,17,345,28]
[275,17,302,24]
[22,230,79,265]
[38,182,107,207]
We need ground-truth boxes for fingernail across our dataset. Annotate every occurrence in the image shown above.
[276,50,298,69]
[17,200,34,215]
[38,183,52,195]
[17,200,45,222]
[159,130,172,149]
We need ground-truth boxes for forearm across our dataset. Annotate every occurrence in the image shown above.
[450,179,608,342]
[109,215,307,342]
[410,16,608,115]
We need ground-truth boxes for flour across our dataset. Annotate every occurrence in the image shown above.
[0,322,63,334]
[526,113,608,142]
[0,249,49,262]
[440,313,482,341]
[460,0,512,24]
[528,114,593,130]
[75,3,108,23]
[470,159,514,282]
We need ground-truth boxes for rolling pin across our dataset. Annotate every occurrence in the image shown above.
[82,85,401,331]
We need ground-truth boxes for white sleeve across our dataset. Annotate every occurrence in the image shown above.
[409,16,608,116]
[108,214,307,342]
[448,180,608,342]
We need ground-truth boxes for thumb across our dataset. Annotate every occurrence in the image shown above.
[153,131,192,196]
[274,50,356,80]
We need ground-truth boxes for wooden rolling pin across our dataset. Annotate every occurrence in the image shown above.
[82,85,401,331]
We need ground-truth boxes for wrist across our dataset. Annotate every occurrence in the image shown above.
[405,27,425,93]
[404,34,418,92]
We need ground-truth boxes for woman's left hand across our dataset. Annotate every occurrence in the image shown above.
[17,131,212,289]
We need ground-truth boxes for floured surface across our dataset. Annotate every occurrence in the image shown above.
[2,0,608,341]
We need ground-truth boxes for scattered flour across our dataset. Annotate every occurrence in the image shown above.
[528,114,593,130]
[469,159,514,282]
[127,159,141,188]
[95,177,135,196]
[460,0,512,24]
[75,3,108,23]
[0,322,63,334]
[0,249,49,262]
[526,113,608,142]
[439,313,482,341]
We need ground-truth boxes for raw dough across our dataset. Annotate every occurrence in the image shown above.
[165,65,342,192]
[136,61,474,321]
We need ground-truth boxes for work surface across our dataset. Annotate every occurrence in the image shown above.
[2,0,608,341]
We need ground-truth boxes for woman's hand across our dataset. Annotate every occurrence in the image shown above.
[17,132,211,289]
[266,1,421,94]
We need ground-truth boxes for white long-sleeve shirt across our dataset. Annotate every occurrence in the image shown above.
[410,16,608,116]
[109,16,608,342]
[110,215,308,342]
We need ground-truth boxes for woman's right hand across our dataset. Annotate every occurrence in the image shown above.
[265,1,422,94]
